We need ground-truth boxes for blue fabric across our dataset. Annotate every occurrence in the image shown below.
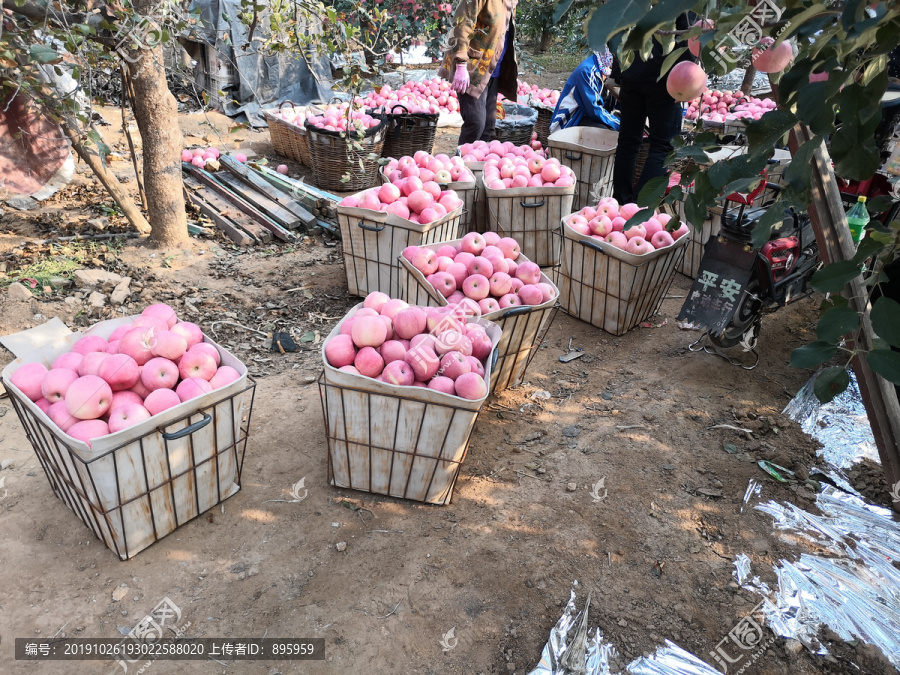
[550,54,619,131]
[492,29,512,78]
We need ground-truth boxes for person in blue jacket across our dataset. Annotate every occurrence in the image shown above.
[549,50,620,134]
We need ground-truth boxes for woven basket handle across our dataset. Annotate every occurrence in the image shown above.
[279,100,297,112]
[390,104,409,116]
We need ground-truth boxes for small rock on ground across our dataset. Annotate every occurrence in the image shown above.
[7,282,32,302]
[111,585,129,602]
[335,541,347,552]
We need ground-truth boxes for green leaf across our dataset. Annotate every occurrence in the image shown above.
[744,110,798,160]
[657,46,687,82]
[790,341,838,369]
[816,305,860,342]
[29,45,60,63]
[683,195,707,230]
[783,136,823,195]
[637,175,668,208]
[707,160,733,191]
[796,83,835,137]
[810,260,863,293]
[86,129,111,164]
[813,366,851,403]
[871,297,900,347]
[852,235,885,265]
[721,176,763,198]
[865,195,896,214]
[552,0,575,24]
[624,0,696,56]
[585,0,645,52]
[623,207,655,231]
[751,203,786,249]
[776,4,829,44]
[866,348,900,385]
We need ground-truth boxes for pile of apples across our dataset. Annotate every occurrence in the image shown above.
[181,147,222,169]
[566,198,690,256]
[516,80,560,107]
[324,296,493,400]
[382,152,475,184]
[684,89,776,123]
[459,138,544,161]
[483,155,574,190]
[338,180,464,225]
[8,305,241,447]
[306,105,381,134]
[403,231,556,313]
[355,78,460,115]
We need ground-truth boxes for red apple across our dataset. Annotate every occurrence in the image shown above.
[144,388,182,415]
[109,390,144,412]
[67,419,110,447]
[209,366,241,389]
[65,375,113,420]
[455,372,487,400]
[98,354,140,391]
[108,403,152,434]
[141,303,178,328]
[170,322,204,349]
[382,360,415,386]
[142,357,180,391]
[41,368,78,403]
[175,377,213,402]
[178,349,218,381]
[52,352,83,373]
[325,334,357,368]
[48,400,79,432]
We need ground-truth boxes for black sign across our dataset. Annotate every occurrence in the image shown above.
[678,237,757,334]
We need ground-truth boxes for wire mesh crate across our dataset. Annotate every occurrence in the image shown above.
[462,160,488,234]
[0,318,256,560]
[337,197,463,298]
[318,305,502,505]
[548,127,618,211]
[556,218,687,335]
[397,238,559,393]
[483,182,574,267]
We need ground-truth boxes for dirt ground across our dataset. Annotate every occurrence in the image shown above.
[0,74,896,675]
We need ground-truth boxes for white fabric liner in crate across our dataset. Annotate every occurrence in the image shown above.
[483,182,575,267]
[378,168,477,233]
[558,216,688,335]
[337,199,463,298]
[547,126,618,210]
[1,315,249,559]
[321,303,502,504]
[396,238,558,392]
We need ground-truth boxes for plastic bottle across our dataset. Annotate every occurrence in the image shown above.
[846,196,870,244]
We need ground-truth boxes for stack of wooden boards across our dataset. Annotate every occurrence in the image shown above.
[182,157,340,246]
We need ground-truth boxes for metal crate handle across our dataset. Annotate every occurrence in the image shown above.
[564,150,583,161]
[579,238,607,254]
[162,412,212,440]
[520,198,545,208]
[490,348,499,373]
[499,305,532,319]
[357,220,386,232]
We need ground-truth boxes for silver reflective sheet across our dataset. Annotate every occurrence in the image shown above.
[747,486,900,668]
[782,370,879,468]
[626,641,723,675]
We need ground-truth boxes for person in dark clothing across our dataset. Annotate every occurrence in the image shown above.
[611,13,695,204]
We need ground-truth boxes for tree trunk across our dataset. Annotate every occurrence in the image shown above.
[536,29,553,54]
[740,66,756,95]
[60,122,151,234]
[124,16,188,249]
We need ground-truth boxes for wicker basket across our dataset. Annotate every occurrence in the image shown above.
[495,103,537,146]
[262,101,312,166]
[382,104,439,159]
[533,106,553,148]
[305,114,388,192]
[556,216,687,335]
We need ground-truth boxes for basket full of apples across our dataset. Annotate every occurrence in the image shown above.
[337,181,466,299]
[380,152,477,233]
[304,107,388,191]
[481,154,576,267]
[319,299,502,505]
[396,231,559,393]
[260,100,313,166]
[557,199,689,336]
[0,304,255,560]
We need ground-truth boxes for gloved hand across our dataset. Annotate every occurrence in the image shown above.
[451,63,470,94]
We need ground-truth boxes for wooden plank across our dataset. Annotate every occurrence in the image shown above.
[183,187,254,246]
[219,157,317,226]
[790,124,900,504]
[183,178,271,243]
[216,172,305,230]
[182,163,296,242]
